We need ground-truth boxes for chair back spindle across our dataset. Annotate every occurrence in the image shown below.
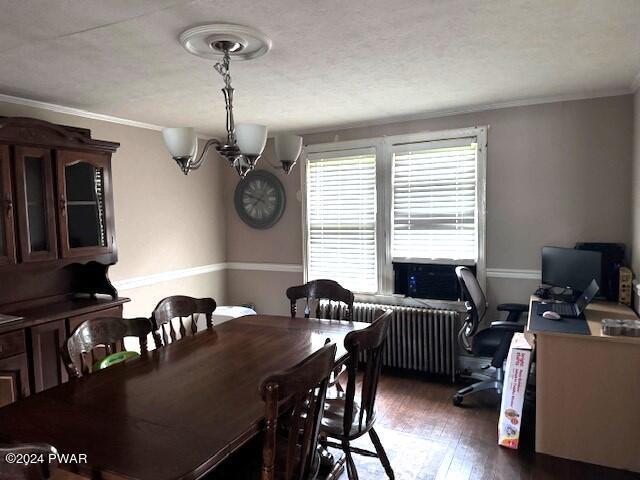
[260,341,337,480]
[151,296,216,347]
[286,280,354,321]
[63,317,153,378]
[342,309,392,435]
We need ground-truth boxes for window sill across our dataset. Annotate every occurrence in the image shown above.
[354,293,466,312]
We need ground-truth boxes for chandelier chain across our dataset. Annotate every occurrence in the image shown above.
[214,50,232,90]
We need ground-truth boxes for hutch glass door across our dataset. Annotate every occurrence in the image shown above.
[14,147,57,262]
[57,150,112,257]
[0,146,16,265]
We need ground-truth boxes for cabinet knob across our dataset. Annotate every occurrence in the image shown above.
[3,193,11,217]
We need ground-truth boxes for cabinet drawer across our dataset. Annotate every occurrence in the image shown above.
[0,330,25,359]
[0,353,29,406]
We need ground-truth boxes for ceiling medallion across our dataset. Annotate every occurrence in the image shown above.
[179,23,272,61]
[162,23,302,178]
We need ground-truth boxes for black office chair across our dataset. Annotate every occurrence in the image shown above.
[453,266,528,406]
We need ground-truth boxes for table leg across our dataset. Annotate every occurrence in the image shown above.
[317,444,345,480]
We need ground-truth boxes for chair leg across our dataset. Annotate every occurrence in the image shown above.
[369,428,394,480]
[457,379,501,396]
[342,440,359,480]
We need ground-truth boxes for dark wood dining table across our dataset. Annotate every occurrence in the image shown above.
[0,314,367,480]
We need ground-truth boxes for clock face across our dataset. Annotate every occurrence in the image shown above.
[234,170,286,229]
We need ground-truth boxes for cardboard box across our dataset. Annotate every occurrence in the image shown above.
[498,332,532,449]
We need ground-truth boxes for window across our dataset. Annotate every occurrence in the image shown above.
[303,127,486,295]
[305,148,378,293]
[391,138,478,262]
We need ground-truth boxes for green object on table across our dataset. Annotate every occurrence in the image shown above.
[92,351,140,371]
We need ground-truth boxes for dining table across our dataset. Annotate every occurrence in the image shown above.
[0,314,369,480]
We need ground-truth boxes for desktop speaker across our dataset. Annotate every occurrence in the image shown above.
[575,243,625,301]
[618,267,632,306]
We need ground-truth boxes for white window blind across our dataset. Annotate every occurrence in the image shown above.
[305,148,377,293]
[392,138,478,261]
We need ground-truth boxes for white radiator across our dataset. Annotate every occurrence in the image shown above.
[353,302,458,382]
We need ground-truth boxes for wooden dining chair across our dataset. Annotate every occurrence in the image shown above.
[63,317,153,378]
[287,280,354,394]
[151,296,217,347]
[0,443,58,480]
[260,341,337,480]
[209,342,337,480]
[320,310,395,480]
[286,280,354,321]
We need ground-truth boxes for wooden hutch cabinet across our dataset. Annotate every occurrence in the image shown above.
[0,117,129,406]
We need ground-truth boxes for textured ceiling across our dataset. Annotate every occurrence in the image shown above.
[1,0,639,136]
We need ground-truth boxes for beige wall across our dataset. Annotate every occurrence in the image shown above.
[3,94,632,320]
[632,91,640,274]
[225,95,634,316]
[225,140,304,265]
[632,90,640,312]
[0,101,227,317]
[226,269,302,315]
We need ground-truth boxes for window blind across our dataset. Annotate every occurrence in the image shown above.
[392,138,478,261]
[306,148,377,293]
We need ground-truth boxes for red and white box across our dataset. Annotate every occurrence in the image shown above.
[498,333,532,449]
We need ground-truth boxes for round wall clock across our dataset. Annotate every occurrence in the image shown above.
[234,170,286,229]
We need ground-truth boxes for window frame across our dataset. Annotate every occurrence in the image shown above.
[301,126,487,296]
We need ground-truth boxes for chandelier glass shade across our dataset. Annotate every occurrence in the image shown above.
[162,127,196,159]
[162,24,302,178]
[275,134,303,174]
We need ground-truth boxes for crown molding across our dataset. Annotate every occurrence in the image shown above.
[0,93,164,131]
[297,88,633,136]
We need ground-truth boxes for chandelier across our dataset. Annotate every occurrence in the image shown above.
[162,24,303,178]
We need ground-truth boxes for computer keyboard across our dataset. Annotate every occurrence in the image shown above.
[548,302,575,316]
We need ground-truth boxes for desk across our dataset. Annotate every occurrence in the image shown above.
[527,298,640,472]
[0,315,367,480]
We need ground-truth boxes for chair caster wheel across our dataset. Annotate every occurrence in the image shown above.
[452,394,463,406]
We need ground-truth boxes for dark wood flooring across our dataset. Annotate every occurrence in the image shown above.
[338,374,640,480]
[211,373,639,480]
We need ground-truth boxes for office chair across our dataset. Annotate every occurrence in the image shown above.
[453,266,528,406]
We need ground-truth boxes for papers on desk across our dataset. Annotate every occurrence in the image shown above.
[498,333,532,450]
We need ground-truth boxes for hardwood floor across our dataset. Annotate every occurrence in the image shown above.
[327,373,640,480]
[212,373,639,480]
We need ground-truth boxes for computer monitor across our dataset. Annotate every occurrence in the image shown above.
[541,246,602,292]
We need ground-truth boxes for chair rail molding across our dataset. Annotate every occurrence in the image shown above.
[112,263,538,292]
[225,262,304,273]
[112,263,227,291]
[486,268,541,280]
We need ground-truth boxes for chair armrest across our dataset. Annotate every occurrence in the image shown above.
[490,321,525,332]
[497,303,529,313]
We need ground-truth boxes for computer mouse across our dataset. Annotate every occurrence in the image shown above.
[542,311,561,320]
